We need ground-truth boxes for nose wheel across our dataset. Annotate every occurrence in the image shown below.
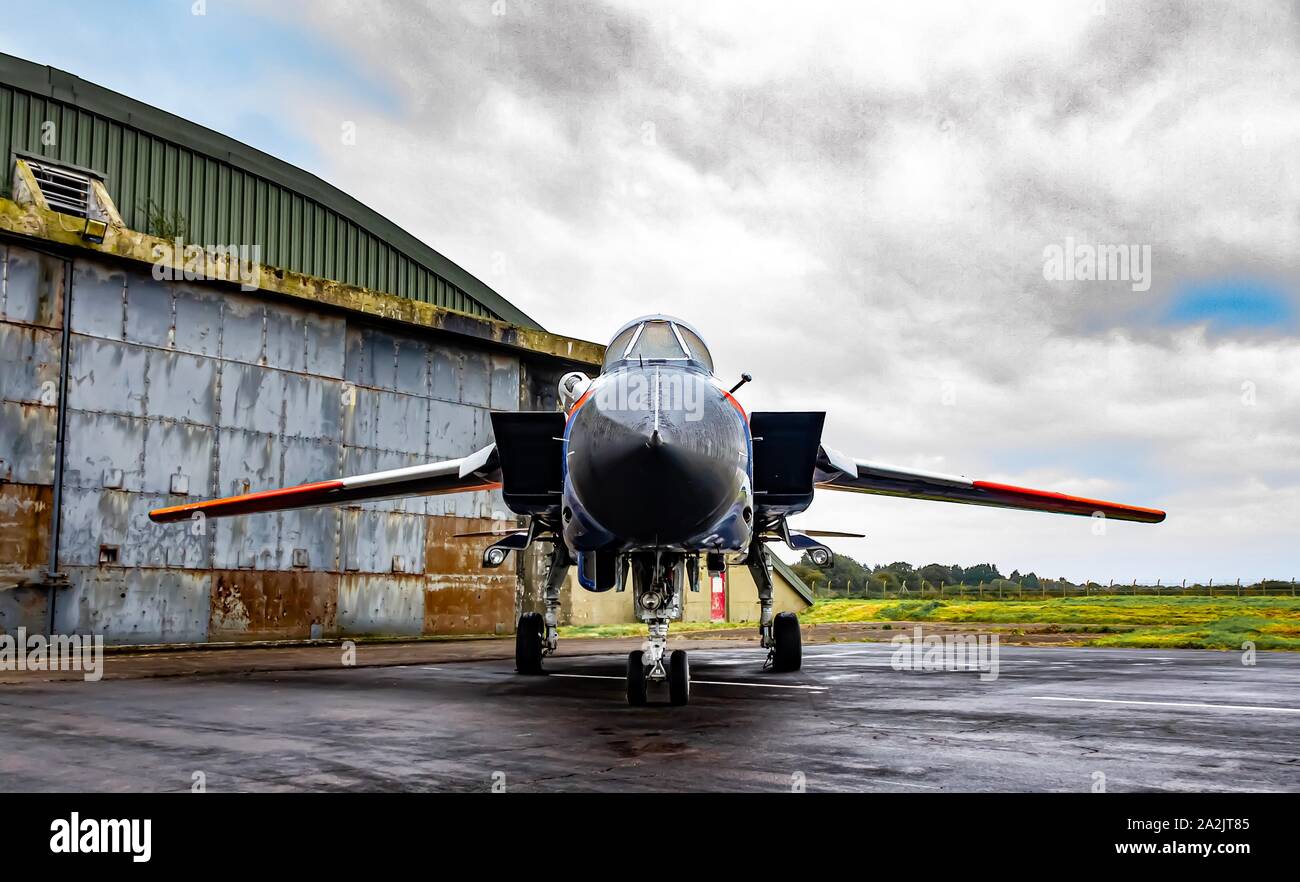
[627,650,648,705]
[626,645,691,706]
[668,649,690,706]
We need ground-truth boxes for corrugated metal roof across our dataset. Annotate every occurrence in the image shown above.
[0,52,541,330]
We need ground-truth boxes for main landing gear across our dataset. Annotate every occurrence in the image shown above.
[515,543,571,675]
[749,541,802,672]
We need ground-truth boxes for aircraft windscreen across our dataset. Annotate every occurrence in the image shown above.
[604,326,638,369]
[674,325,713,372]
[626,321,686,361]
[603,319,713,371]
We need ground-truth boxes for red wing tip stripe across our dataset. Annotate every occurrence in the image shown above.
[972,480,1166,520]
[149,480,345,521]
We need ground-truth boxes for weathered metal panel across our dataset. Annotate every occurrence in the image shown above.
[56,487,187,568]
[67,259,125,340]
[424,517,518,634]
[219,361,285,435]
[0,243,61,486]
[342,384,381,449]
[430,345,461,402]
[344,325,398,390]
[55,567,210,644]
[1,244,64,329]
[208,570,337,642]
[460,350,491,407]
[171,283,223,357]
[490,354,521,411]
[427,400,480,461]
[219,292,269,366]
[67,336,147,417]
[281,372,342,441]
[146,350,218,424]
[423,574,518,636]
[63,410,144,492]
[0,400,56,485]
[123,273,174,346]
[373,390,429,455]
[0,483,50,583]
[303,309,346,379]
[340,510,427,575]
[337,573,424,636]
[0,323,60,404]
[0,585,49,636]
[140,420,215,498]
[394,336,429,396]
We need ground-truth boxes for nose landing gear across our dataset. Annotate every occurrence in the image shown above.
[625,554,692,706]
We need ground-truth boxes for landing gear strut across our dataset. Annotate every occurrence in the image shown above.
[748,541,802,672]
[515,543,571,674]
[626,554,692,706]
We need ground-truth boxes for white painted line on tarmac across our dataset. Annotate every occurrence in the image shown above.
[549,673,829,691]
[1031,696,1300,714]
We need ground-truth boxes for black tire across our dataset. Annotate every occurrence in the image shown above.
[772,611,802,672]
[515,611,544,674]
[627,650,648,706]
[668,649,690,706]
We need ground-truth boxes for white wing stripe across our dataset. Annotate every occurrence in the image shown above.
[854,459,973,488]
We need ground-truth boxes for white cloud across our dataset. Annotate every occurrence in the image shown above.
[246,0,1299,581]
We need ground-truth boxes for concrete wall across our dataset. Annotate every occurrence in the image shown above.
[0,239,571,644]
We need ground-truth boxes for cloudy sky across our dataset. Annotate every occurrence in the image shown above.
[5,0,1297,582]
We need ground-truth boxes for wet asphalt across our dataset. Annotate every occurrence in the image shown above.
[1,642,1296,792]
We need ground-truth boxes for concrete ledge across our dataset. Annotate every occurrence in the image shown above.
[0,195,603,368]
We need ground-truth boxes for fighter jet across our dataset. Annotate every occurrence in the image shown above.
[151,315,1165,706]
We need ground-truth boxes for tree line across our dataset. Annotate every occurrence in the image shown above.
[791,552,1295,595]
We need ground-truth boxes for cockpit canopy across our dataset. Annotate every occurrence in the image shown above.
[602,316,714,374]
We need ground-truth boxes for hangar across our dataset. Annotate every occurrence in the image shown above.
[0,53,808,646]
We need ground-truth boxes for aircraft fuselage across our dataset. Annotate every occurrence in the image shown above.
[562,362,753,554]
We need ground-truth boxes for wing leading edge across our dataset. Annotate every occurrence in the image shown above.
[813,446,1165,524]
[149,444,501,523]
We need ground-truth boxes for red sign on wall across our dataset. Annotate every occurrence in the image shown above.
[710,571,727,622]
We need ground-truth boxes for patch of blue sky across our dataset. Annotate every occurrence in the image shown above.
[1163,278,1295,332]
[0,0,402,175]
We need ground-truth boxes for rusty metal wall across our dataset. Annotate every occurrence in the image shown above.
[0,243,62,633]
[0,241,544,644]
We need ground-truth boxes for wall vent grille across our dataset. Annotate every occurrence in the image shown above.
[27,159,94,218]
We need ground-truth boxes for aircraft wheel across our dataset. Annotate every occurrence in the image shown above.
[515,611,544,674]
[771,611,802,672]
[627,650,648,706]
[668,649,690,706]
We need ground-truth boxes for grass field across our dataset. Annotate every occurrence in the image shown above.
[560,596,1300,650]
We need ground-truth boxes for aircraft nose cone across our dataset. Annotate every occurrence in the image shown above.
[568,398,743,544]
